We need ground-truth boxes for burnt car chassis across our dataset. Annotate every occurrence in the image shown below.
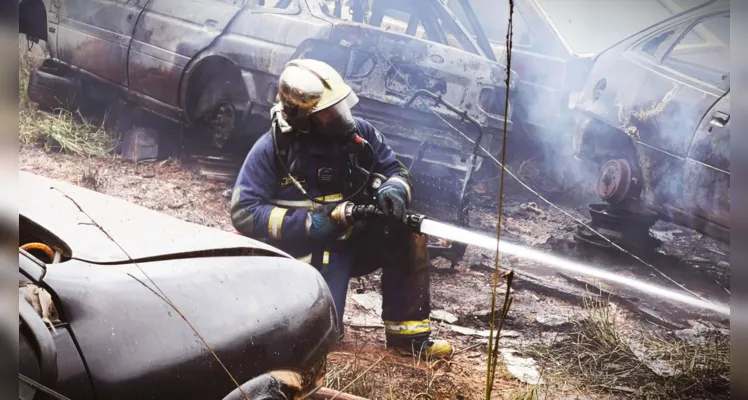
[402,89,489,266]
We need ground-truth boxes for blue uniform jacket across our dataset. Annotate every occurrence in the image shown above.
[230,117,412,269]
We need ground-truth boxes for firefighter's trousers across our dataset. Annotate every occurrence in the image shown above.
[320,221,433,346]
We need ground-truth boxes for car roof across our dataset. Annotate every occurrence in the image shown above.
[590,0,727,59]
[19,171,290,264]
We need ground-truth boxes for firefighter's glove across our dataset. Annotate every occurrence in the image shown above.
[306,203,342,241]
[377,178,411,224]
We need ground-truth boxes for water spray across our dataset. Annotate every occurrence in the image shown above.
[331,202,730,316]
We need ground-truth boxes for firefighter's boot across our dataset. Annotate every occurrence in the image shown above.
[386,333,454,359]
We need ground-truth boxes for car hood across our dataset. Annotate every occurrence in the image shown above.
[44,255,338,399]
[19,171,289,263]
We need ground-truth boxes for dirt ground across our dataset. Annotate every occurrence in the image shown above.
[18,36,729,400]
[19,142,731,399]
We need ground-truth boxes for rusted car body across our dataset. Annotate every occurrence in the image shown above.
[20,0,517,221]
[571,0,730,242]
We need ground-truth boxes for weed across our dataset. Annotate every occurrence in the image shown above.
[530,296,729,399]
[77,164,106,191]
[19,49,117,157]
[506,385,539,400]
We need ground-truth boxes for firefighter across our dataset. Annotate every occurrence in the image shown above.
[230,59,452,359]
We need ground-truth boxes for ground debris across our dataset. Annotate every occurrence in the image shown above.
[534,314,571,329]
[121,127,159,162]
[520,202,543,216]
[500,348,544,385]
[674,320,729,345]
[350,292,382,315]
[431,309,459,324]
[448,324,521,339]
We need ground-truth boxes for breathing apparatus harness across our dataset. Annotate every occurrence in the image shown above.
[269,105,426,235]
[270,104,386,207]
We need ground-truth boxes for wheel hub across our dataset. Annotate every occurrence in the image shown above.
[209,103,236,149]
[597,159,632,205]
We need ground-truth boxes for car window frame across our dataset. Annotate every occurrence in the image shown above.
[315,0,483,56]
[247,0,303,15]
[659,11,729,90]
[627,10,728,93]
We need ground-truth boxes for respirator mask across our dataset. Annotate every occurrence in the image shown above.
[308,92,364,153]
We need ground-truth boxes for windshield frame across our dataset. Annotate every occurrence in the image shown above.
[307,0,490,58]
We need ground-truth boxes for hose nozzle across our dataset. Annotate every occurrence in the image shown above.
[331,201,385,228]
[331,201,426,234]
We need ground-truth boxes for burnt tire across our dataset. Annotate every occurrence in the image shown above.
[27,62,80,111]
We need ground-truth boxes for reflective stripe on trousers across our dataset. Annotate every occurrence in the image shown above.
[383,319,431,336]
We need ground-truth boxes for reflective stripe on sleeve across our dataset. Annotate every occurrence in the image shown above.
[323,251,330,265]
[383,319,431,336]
[270,193,344,210]
[268,207,288,240]
[297,253,312,264]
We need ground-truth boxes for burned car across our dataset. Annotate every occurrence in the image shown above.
[447,0,712,148]
[19,0,517,224]
[571,0,729,243]
[17,171,339,399]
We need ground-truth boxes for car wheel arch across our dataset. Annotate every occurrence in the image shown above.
[19,0,48,42]
[180,54,248,125]
[580,118,638,167]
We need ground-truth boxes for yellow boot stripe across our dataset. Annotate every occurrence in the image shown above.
[268,207,288,240]
[383,319,431,335]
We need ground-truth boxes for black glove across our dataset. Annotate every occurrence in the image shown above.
[306,203,342,241]
[377,179,410,224]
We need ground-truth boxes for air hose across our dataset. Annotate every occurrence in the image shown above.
[271,123,377,206]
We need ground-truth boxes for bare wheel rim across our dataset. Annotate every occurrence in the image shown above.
[209,103,236,149]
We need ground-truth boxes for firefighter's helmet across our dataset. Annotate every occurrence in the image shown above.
[277,59,359,133]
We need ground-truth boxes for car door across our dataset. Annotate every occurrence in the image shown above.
[127,0,245,108]
[617,9,728,210]
[682,90,729,235]
[56,0,148,86]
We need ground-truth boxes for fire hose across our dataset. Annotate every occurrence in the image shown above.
[330,200,468,264]
[330,201,426,234]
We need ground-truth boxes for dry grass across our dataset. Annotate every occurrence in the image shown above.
[76,163,106,191]
[505,385,539,400]
[529,297,729,399]
[19,50,117,157]
[323,336,479,400]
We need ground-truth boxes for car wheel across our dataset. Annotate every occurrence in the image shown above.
[26,60,80,111]
[192,78,249,151]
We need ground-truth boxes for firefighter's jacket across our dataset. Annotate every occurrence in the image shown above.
[230,117,412,270]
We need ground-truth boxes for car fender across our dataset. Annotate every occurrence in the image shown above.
[178,6,333,120]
